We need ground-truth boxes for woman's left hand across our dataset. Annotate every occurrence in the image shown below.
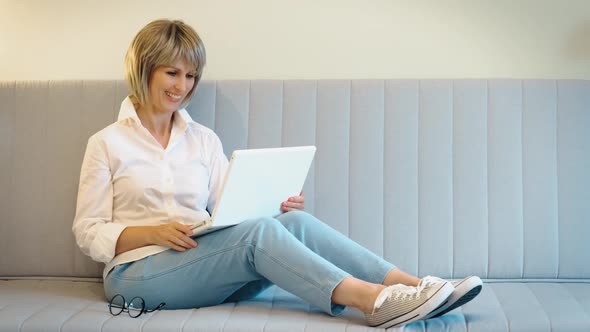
[281,191,304,212]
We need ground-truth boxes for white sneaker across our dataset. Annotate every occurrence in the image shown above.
[365,280,454,328]
[422,275,483,319]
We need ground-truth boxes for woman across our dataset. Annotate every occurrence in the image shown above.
[72,19,481,328]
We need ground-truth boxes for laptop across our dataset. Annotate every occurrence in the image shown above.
[189,145,316,236]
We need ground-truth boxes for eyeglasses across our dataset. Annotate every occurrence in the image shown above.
[108,294,166,318]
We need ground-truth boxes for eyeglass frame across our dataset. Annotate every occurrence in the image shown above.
[108,294,166,318]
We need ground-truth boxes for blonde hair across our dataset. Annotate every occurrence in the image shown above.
[124,19,206,108]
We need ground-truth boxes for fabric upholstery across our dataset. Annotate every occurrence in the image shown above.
[0,79,589,331]
[1,281,589,332]
[1,79,588,279]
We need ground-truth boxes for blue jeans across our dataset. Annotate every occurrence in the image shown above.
[104,211,395,315]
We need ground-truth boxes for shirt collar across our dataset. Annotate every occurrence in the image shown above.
[117,96,196,130]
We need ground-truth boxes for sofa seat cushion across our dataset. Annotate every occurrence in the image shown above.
[1,280,589,331]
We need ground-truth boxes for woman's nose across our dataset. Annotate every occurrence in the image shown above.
[175,77,187,92]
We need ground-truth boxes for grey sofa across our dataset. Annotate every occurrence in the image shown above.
[1,79,589,331]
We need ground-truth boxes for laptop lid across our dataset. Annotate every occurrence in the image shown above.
[210,146,316,227]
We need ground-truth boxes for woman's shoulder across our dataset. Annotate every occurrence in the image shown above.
[85,120,134,147]
[185,120,222,145]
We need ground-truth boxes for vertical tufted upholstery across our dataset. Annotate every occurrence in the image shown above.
[0,80,588,282]
[192,79,590,280]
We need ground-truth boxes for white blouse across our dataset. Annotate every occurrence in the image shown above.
[72,97,228,279]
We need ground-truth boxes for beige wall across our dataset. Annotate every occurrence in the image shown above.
[1,0,589,80]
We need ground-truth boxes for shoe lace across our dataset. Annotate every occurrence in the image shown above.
[419,275,444,288]
[372,284,423,315]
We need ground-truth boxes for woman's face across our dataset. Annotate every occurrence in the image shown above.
[147,57,197,114]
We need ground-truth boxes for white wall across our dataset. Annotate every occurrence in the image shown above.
[1,0,589,80]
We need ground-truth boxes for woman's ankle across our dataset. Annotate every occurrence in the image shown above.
[332,277,386,314]
[359,284,386,313]
[383,268,420,286]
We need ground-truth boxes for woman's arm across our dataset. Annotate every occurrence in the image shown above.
[72,135,124,263]
[206,134,229,213]
[115,223,197,255]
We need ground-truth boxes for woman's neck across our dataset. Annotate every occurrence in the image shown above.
[134,103,174,148]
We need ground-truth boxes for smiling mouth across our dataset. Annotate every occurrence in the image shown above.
[166,91,182,100]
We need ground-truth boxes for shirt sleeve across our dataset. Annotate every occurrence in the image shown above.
[206,133,229,213]
[72,134,127,264]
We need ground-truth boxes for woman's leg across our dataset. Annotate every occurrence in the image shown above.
[331,276,385,313]
[275,211,419,287]
[384,269,420,286]
[104,216,381,315]
[272,211,482,323]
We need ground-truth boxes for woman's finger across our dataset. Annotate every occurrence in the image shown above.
[288,196,304,203]
[282,202,304,211]
[172,222,193,235]
[167,240,187,252]
[165,231,193,249]
[179,234,198,248]
[285,201,304,209]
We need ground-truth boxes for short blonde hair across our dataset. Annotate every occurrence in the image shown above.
[125,19,206,108]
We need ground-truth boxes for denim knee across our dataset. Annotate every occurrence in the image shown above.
[246,216,289,244]
[277,210,320,233]
[278,210,316,225]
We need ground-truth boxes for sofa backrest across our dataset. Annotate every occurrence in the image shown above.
[0,80,588,280]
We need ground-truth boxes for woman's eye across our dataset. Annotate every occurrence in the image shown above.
[166,71,177,76]
[187,74,196,79]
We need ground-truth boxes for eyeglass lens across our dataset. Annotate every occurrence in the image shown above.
[109,294,162,318]
[128,297,145,318]
[109,294,125,316]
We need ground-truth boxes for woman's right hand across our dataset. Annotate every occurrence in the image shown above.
[149,222,198,252]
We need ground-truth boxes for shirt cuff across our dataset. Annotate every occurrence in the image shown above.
[89,222,128,263]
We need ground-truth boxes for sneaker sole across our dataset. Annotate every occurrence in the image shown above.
[428,277,483,319]
[374,281,454,329]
